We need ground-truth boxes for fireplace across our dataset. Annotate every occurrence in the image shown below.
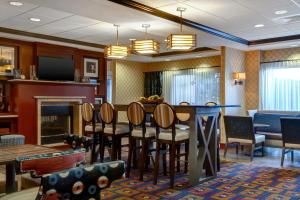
[41,104,73,145]
[35,96,85,145]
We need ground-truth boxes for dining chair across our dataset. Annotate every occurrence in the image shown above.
[280,118,300,167]
[99,102,130,161]
[2,160,125,200]
[153,103,189,188]
[126,102,156,180]
[81,102,102,163]
[175,101,190,131]
[224,115,265,161]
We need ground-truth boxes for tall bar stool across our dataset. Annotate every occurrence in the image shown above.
[81,102,102,163]
[126,102,156,180]
[99,102,130,161]
[153,103,189,188]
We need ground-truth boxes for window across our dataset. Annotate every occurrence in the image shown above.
[107,75,112,103]
[162,67,220,105]
[260,60,300,111]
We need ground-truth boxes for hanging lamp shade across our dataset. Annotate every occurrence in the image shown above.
[167,34,196,50]
[132,39,159,54]
[104,24,129,59]
[104,45,129,59]
[166,7,197,50]
[132,24,160,54]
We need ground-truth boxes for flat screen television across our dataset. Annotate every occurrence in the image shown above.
[38,56,74,81]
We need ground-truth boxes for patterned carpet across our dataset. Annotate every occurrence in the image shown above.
[103,162,300,200]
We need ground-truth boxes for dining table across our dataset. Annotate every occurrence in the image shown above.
[0,144,59,193]
[114,104,239,186]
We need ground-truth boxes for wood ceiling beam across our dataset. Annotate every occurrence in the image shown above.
[0,27,106,49]
[108,0,249,45]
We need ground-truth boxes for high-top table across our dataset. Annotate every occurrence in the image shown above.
[114,104,239,186]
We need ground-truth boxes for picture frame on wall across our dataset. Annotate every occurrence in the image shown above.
[84,58,99,78]
[0,45,16,76]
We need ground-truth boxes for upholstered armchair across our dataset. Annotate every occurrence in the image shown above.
[2,160,125,200]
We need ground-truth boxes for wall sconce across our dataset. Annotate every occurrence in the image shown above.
[232,72,246,85]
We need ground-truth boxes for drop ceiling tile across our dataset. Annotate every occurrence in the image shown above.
[0,18,38,30]
[26,7,72,19]
[135,0,188,8]
[184,0,253,20]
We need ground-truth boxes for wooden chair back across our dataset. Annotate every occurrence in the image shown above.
[127,102,145,126]
[153,103,176,129]
[176,102,190,122]
[81,103,94,123]
[224,115,255,142]
[281,118,300,145]
[100,102,115,124]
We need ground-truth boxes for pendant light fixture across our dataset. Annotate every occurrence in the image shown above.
[132,24,159,54]
[104,24,129,59]
[167,7,196,50]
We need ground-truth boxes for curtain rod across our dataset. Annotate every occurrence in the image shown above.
[261,59,300,64]
[144,65,220,73]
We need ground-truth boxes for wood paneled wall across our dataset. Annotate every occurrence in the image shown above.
[0,37,106,98]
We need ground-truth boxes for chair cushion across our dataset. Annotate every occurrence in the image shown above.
[0,187,39,200]
[104,124,130,135]
[0,134,25,147]
[256,131,282,140]
[84,123,102,132]
[131,128,156,138]
[285,143,300,149]
[158,130,189,141]
[175,124,190,130]
[228,134,265,144]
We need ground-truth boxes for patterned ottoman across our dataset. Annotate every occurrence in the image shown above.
[0,134,25,147]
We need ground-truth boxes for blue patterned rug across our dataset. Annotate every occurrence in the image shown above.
[102,162,300,200]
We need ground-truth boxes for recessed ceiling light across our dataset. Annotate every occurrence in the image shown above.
[29,17,41,22]
[165,59,171,61]
[129,38,136,41]
[254,24,264,28]
[291,44,298,47]
[275,10,287,15]
[9,1,23,6]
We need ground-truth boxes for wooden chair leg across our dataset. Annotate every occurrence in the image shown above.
[176,144,181,172]
[169,143,176,188]
[224,143,228,159]
[153,142,161,185]
[250,144,255,162]
[162,144,167,176]
[236,143,239,155]
[111,136,117,161]
[132,140,137,169]
[100,135,105,162]
[126,137,133,178]
[281,147,285,167]
[91,133,97,164]
[145,141,149,171]
[117,138,122,160]
[184,141,189,173]
[291,150,294,162]
[139,140,146,181]
[261,142,264,157]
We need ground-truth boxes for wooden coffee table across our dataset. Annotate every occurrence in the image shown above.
[0,144,59,193]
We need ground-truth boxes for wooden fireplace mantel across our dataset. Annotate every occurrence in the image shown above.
[9,80,95,144]
[8,79,99,86]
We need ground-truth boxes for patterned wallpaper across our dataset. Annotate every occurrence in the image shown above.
[245,50,261,110]
[143,56,221,72]
[113,60,146,122]
[222,47,246,116]
[262,47,300,62]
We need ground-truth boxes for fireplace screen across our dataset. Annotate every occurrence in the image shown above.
[41,105,73,145]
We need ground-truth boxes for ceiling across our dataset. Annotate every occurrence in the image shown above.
[0,0,300,61]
